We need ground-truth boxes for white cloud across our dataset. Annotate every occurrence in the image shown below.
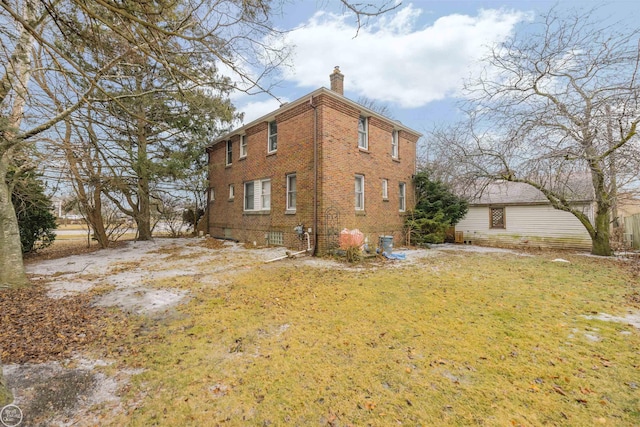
[280,4,532,108]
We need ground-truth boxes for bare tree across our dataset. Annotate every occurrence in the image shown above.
[356,96,395,118]
[0,0,289,287]
[0,0,402,399]
[434,7,640,256]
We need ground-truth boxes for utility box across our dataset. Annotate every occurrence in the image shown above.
[455,231,464,244]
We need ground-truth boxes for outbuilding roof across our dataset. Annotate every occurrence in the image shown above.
[465,179,595,206]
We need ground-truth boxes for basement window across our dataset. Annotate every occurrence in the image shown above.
[268,231,284,246]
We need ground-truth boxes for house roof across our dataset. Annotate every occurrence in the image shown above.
[206,87,422,150]
[465,180,595,206]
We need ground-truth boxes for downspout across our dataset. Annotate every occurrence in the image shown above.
[310,96,318,255]
[205,147,212,235]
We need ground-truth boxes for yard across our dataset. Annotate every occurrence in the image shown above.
[2,239,639,426]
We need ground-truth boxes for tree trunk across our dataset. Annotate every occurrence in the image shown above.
[135,104,152,240]
[0,154,28,288]
[86,206,109,248]
[0,367,11,406]
[591,204,613,256]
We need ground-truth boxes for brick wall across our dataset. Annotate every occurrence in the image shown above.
[315,94,417,253]
[208,102,315,250]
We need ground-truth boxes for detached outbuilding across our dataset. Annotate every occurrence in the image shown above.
[455,181,594,251]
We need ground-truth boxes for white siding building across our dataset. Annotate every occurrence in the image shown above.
[456,181,594,251]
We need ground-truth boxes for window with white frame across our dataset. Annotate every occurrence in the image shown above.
[399,182,406,212]
[358,116,368,150]
[268,121,277,153]
[209,187,215,202]
[391,130,399,158]
[355,175,365,210]
[261,180,271,209]
[228,184,234,200]
[286,174,297,211]
[240,135,247,158]
[382,179,388,199]
[244,179,271,211]
[226,140,232,165]
[244,182,254,210]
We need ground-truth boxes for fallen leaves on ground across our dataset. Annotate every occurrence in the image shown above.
[0,284,113,363]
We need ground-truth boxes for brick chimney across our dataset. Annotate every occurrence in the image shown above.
[330,66,344,95]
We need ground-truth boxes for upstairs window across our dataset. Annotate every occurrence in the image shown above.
[358,116,368,150]
[490,207,505,229]
[391,130,399,158]
[355,175,365,210]
[226,140,233,166]
[268,121,278,153]
[229,184,235,200]
[240,135,247,158]
[382,179,388,199]
[209,187,215,202]
[286,174,297,211]
[399,182,406,212]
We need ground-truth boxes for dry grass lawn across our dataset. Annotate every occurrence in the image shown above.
[96,251,640,426]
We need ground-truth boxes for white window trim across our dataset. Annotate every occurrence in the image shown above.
[399,182,406,212]
[391,130,399,158]
[225,140,233,166]
[355,174,365,211]
[268,121,277,153]
[261,180,271,210]
[358,116,368,150]
[244,179,271,212]
[229,184,235,200]
[382,179,388,199]
[209,187,215,202]
[244,181,254,210]
[240,135,247,158]
[286,174,297,211]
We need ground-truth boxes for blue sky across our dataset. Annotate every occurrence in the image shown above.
[230,0,639,134]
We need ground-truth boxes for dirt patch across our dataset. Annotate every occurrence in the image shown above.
[3,358,140,427]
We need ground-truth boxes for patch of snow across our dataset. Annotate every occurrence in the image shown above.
[47,280,96,298]
[552,258,570,263]
[431,243,529,255]
[584,333,601,342]
[95,287,188,315]
[584,312,640,329]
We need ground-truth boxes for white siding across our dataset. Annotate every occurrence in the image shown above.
[456,204,593,250]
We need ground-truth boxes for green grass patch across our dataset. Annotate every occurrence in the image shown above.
[106,253,640,426]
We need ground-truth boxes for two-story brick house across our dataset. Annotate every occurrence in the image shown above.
[206,67,421,254]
